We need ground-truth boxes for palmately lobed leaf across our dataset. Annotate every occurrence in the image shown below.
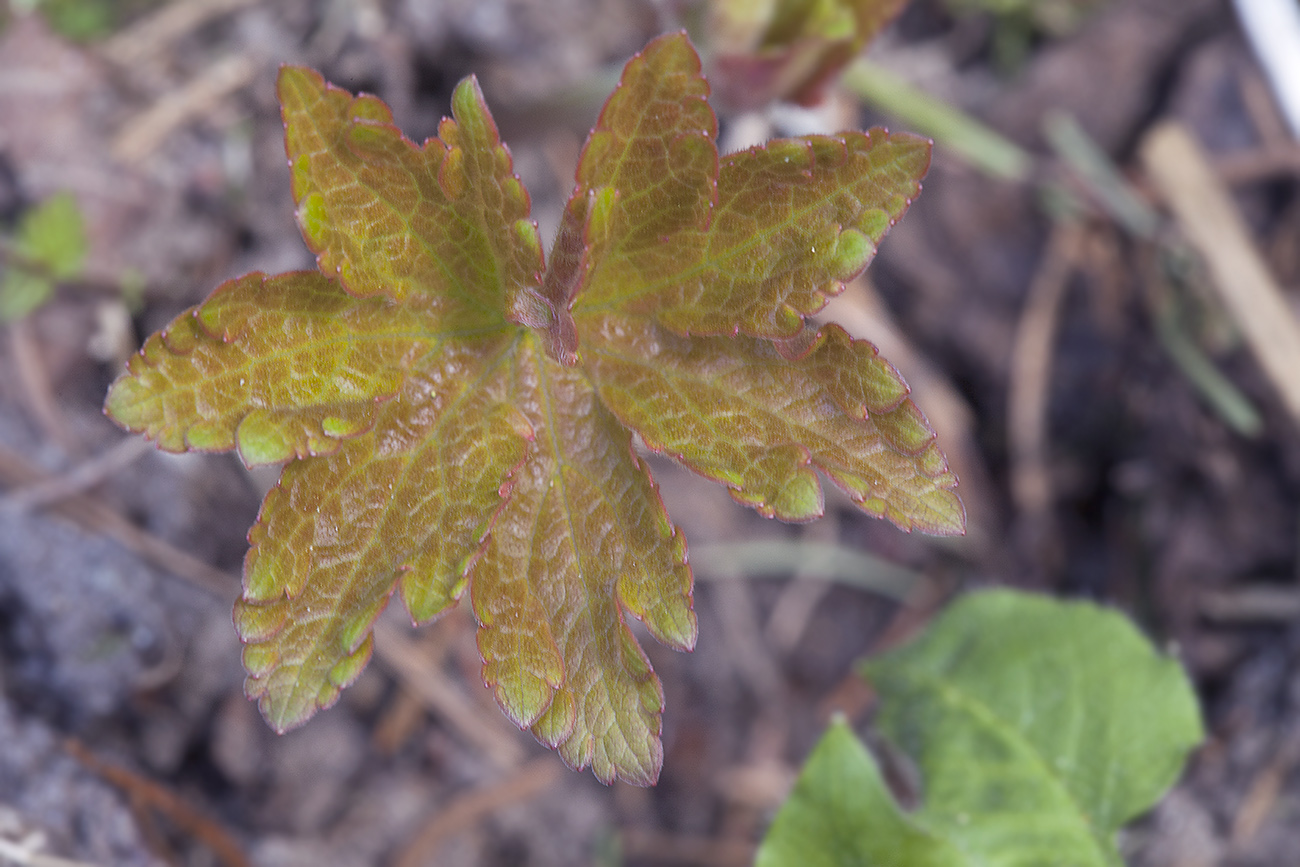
[237,349,531,732]
[280,67,543,323]
[582,313,963,532]
[105,270,432,466]
[105,30,963,785]
[577,130,930,339]
[474,337,694,785]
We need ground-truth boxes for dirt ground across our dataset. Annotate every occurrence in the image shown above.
[1,0,1299,864]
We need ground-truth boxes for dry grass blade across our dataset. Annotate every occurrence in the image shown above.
[0,437,151,513]
[1007,220,1085,576]
[1140,122,1300,429]
[101,0,261,68]
[111,55,259,164]
[372,621,527,769]
[690,539,919,599]
[1200,587,1300,623]
[1231,730,1300,843]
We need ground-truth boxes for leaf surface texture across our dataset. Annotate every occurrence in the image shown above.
[105,32,961,783]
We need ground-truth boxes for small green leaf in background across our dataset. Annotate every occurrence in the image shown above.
[1,191,88,320]
[758,589,1204,866]
[756,717,960,867]
[38,0,112,41]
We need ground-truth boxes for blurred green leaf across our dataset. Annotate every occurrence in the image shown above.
[843,59,1032,181]
[17,191,87,280]
[756,717,960,867]
[865,590,1203,863]
[40,0,113,41]
[0,269,53,320]
[1,191,88,320]
[758,589,1204,866]
[31,0,161,42]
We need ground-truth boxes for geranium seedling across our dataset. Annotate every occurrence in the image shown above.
[106,32,962,785]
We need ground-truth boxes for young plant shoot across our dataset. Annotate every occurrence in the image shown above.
[105,32,963,785]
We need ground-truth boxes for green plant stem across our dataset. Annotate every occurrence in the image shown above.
[1152,291,1264,438]
[843,58,1033,181]
[690,540,919,600]
[1042,111,1160,238]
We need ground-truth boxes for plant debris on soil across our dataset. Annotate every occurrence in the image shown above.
[2,0,1300,864]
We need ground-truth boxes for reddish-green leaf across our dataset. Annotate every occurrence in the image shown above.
[280,67,543,320]
[237,350,530,731]
[474,338,693,785]
[105,271,433,465]
[583,313,962,532]
[105,31,962,785]
[540,34,717,361]
[549,35,929,340]
[574,131,929,339]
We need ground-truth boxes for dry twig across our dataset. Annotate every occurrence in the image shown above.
[1141,123,1300,429]
[617,829,754,867]
[0,437,151,514]
[0,443,235,597]
[111,54,259,164]
[391,757,560,867]
[372,621,527,769]
[101,0,261,69]
[64,740,249,867]
[7,320,80,456]
[1231,729,1300,844]
[1200,587,1300,623]
[1007,221,1086,573]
